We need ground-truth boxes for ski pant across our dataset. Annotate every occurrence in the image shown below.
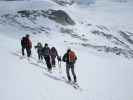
[22,47,31,57]
[66,63,77,82]
[51,56,56,67]
[38,54,43,60]
[38,52,43,60]
[43,56,52,70]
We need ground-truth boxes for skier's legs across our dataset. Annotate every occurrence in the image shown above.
[26,48,31,57]
[47,56,52,70]
[38,52,43,61]
[51,56,56,67]
[66,64,71,81]
[22,47,25,56]
[38,54,41,60]
[40,55,43,60]
[71,64,77,82]
[44,56,47,64]
[44,56,52,70]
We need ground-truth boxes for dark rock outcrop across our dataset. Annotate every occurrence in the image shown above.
[47,9,75,25]
[17,9,75,25]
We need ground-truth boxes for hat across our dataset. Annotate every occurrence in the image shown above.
[67,48,71,53]
[26,34,29,38]
[45,43,48,47]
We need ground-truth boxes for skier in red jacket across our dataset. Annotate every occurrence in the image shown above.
[21,34,32,58]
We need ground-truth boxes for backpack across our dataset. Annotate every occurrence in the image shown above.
[68,51,76,63]
[50,47,57,57]
[42,47,50,56]
[27,39,32,48]
[21,37,32,48]
[62,53,67,62]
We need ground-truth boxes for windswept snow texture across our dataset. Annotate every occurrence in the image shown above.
[0,0,133,100]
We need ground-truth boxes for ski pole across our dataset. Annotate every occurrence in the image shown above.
[58,56,62,73]
[58,60,61,73]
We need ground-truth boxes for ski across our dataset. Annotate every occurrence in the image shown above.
[61,76,83,91]
[70,82,83,91]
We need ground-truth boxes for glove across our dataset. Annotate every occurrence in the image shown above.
[57,56,61,61]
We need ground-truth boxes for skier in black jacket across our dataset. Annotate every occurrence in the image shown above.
[34,42,43,62]
[42,43,52,71]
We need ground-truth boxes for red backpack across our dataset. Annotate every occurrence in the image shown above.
[68,51,76,62]
[28,39,32,48]
[26,38,32,49]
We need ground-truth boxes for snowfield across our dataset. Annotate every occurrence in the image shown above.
[0,0,133,100]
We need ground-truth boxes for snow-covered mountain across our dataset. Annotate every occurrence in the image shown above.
[0,0,133,100]
[0,0,132,4]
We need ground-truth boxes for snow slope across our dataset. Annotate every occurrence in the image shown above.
[0,0,133,100]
